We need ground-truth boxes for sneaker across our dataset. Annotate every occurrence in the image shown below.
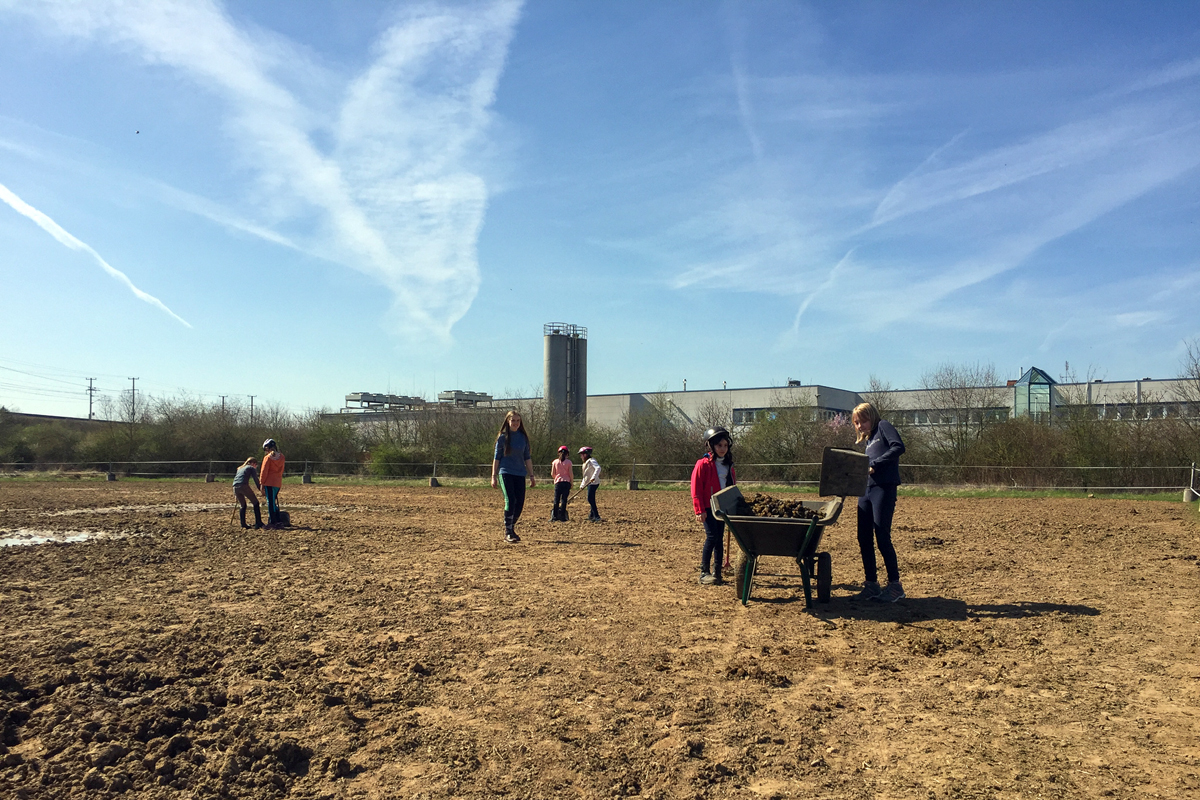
[505,532,521,544]
[699,572,716,585]
[589,516,602,523]
[850,581,882,601]
[870,582,905,603]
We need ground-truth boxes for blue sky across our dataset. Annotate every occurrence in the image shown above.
[2,1,1198,418]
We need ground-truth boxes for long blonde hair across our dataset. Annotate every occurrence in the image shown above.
[852,402,880,444]
[241,457,258,469]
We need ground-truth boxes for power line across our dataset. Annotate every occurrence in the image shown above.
[0,356,303,417]
[0,365,87,387]
[0,356,129,381]
[0,380,85,397]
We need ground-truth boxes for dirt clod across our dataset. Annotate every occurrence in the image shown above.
[0,481,1197,799]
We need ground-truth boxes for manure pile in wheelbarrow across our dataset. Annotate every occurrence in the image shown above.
[733,492,821,520]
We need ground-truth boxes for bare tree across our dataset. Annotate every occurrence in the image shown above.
[1175,338,1200,413]
[919,361,1006,465]
[861,374,896,420]
[1172,338,1200,461]
[622,392,700,481]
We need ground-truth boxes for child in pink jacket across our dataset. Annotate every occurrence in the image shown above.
[550,446,573,522]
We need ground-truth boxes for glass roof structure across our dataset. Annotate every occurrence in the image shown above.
[1014,367,1056,420]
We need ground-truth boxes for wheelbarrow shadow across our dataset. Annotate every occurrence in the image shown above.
[729,570,823,608]
[542,540,642,548]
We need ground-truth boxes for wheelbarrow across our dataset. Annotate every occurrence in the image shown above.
[711,447,868,608]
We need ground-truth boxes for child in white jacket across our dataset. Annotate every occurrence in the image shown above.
[578,446,602,522]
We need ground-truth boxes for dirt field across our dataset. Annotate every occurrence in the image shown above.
[1,480,1199,800]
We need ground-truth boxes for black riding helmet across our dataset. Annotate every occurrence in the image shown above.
[703,426,731,447]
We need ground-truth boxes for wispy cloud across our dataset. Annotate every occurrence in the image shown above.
[730,56,763,162]
[1113,311,1166,328]
[869,108,1174,228]
[1112,57,1200,96]
[780,248,853,345]
[151,181,301,251]
[12,0,522,343]
[669,48,1200,351]
[0,181,192,327]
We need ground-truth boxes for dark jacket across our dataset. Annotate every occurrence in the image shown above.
[865,419,905,487]
[232,464,260,490]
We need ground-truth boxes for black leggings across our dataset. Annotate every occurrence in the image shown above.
[857,485,900,583]
[587,484,599,517]
[701,510,724,575]
[553,481,570,512]
[500,473,526,530]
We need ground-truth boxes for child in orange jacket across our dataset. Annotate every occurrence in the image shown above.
[260,438,286,528]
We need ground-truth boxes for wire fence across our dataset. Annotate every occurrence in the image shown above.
[1,459,1196,494]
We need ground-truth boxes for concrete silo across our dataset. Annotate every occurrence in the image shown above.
[543,323,587,422]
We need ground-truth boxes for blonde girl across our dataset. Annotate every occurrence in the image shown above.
[851,402,906,603]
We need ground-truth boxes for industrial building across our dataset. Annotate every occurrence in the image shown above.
[334,324,1197,431]
[587,368,1196,430]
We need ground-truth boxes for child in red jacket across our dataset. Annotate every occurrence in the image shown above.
[690,426,736,585]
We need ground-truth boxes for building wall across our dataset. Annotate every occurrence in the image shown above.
[586,385,859,429]
[585,377,1197,429]
[328,375,1197,433]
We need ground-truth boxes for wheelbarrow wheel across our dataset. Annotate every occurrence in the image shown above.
[732,548,753,603]
[816,552,832,603]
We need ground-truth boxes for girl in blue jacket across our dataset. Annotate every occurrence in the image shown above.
[851,402,906,603]
[491,410,535,544]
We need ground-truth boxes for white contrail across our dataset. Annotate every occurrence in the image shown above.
[0,181,191,328]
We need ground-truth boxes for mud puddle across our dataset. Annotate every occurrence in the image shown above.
[0,528,131,547]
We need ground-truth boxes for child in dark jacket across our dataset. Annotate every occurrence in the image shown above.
[851,402,907,603]
[690,426,736,585]
[232,457,263,529]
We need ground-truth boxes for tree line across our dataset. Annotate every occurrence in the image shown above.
[2,353,1198,490]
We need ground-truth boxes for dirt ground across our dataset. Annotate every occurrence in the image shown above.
[1,480,1199,800]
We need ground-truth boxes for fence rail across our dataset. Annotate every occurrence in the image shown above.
[1,459,1195,493]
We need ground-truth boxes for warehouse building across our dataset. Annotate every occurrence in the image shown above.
[333,323,1196,431]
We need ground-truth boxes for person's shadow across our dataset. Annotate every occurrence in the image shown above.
[541,540,642,548]
[735,575,1099,621]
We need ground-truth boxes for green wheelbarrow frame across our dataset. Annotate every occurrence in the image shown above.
[711,485,845,607]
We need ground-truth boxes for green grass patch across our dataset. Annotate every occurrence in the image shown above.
[0,471,1193,504]
[899,485,1183,502]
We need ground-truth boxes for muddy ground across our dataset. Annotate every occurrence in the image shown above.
[1,480,1198,800]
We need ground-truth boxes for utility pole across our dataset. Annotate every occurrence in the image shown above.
[249,395,256,426]
[128,377,139,463]
[87,378,97,419]
[220,395,226,414]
